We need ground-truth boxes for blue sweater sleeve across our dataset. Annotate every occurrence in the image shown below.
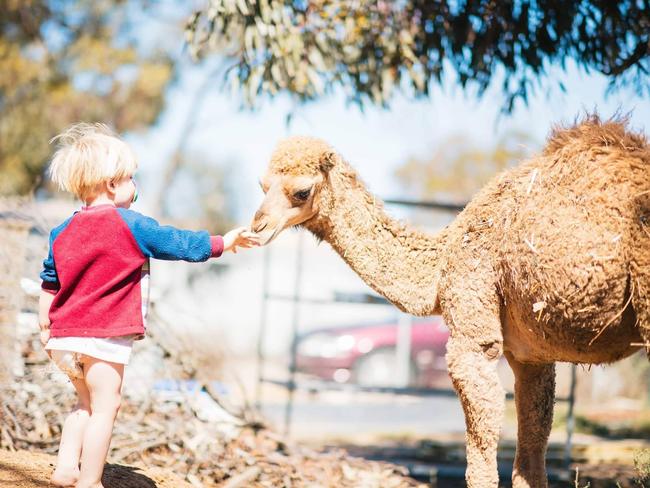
[40,217,73,292]
[117,208,213,262]
[40,230,60,291]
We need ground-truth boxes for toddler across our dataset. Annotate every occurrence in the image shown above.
[39,123,259,488]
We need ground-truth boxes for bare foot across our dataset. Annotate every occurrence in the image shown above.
[50,467,79,487]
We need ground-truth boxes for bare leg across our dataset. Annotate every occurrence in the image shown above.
[76,358,124,488]
[51,379,91,487]
[505,351,555,488]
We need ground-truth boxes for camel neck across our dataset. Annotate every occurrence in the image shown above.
[304,162,448,316]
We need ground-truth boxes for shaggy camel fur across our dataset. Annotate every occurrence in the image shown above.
[251,116,650,488]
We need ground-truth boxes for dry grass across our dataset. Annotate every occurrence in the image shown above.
[635,449,650,486]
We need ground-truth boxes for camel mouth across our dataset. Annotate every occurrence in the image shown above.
[260,221,287,246]
[261,232,277,246]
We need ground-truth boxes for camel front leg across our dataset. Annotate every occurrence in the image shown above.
[440,262,505,487]
[446,336,505,488]
[505,352,555,488]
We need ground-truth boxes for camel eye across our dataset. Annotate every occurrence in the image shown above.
[293,188,311,201]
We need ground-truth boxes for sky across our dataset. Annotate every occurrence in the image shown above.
[124,6,650,225]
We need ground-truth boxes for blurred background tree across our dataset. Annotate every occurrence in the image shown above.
[395,131,534,203]
[0,0,175,195]
[162,153,238,234]
[186,0,649,110]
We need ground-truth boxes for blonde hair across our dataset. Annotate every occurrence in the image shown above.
[49,123,138,202]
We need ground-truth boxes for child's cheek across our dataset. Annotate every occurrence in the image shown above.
[116,184,135,208]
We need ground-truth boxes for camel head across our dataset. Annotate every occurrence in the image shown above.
[251,136,337,245]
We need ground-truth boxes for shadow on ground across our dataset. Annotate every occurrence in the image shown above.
[328,439,647,488]
[102,464,158,488]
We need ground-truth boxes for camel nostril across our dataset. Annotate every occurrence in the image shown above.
[252,211,269,233]
[254,221,268,233]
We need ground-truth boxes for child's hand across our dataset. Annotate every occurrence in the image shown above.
[38,289,54,353]
[39,328,50,348]
[223,227,261,253]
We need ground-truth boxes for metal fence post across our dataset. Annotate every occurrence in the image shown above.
[396,313,412,387]
[255,246,271,411]
[284,232,304,436]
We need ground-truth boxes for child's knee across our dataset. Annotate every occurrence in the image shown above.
[73,400,91,414]
[91,392,121,415]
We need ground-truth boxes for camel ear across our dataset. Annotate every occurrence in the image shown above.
[319,151,336,173]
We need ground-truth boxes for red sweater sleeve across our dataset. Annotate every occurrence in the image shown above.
[210,235,224,257]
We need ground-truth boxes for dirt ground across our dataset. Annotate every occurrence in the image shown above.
[3,448,644,488]
[0,449,194,488]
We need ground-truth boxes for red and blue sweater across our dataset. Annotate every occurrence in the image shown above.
[40,204,224,338]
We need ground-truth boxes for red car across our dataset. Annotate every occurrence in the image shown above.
[295,316,452,388]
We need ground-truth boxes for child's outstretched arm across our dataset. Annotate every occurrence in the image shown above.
[117,209,258,261]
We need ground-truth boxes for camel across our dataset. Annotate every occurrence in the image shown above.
[250,115,650,488]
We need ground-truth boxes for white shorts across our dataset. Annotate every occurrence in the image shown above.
[45,335,136,379]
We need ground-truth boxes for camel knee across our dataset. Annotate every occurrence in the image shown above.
[447,338,503,370]
[481,340,503,360]
[446,341,505,451]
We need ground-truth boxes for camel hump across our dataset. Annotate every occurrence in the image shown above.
[543,113,648,158]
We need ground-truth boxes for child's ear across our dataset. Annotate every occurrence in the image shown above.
[106,179,117,195]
